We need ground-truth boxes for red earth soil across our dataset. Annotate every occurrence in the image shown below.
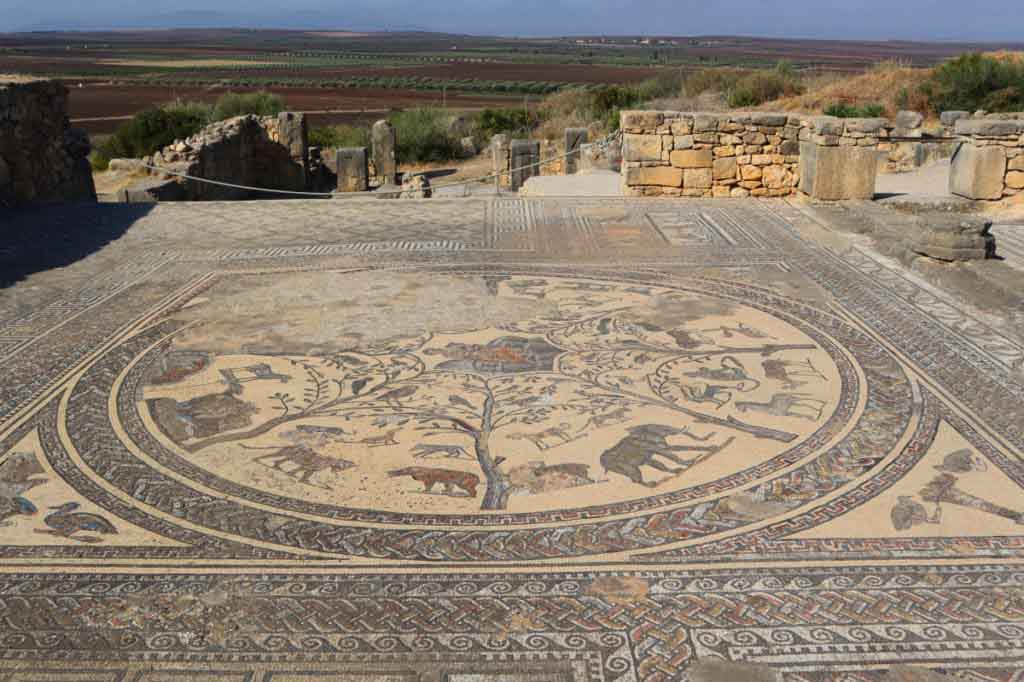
[67,84,524,134]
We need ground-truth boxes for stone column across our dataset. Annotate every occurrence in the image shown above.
[491,134,510,189]
[335,147,369,193]
[564,128,588,175]
[276,112,309,183]
[371,120,397,186]
[510,139,541,191]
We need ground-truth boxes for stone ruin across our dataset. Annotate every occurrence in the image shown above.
[949,114,1024,201]
[122,112,309,202]
[0,79,96,206]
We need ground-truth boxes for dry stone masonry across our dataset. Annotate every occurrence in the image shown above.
[0,79,95,206]
[126,113,308,202]
[949,114,1024,201]
[620,111,802,198]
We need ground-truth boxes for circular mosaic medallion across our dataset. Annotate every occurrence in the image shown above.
[66,266,913,559]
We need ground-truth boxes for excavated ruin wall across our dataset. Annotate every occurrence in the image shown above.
[0,79,96,206]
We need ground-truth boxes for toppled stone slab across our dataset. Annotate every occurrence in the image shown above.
[116,177,185,203]
[913,214,995,261]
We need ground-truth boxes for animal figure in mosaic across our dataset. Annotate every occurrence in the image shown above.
[220,364,291,394]
[735,393,828,421]
[36,502,117,543]
[508,461,595,495]
[411,443,473,460]
[359,429,401,448]
[700,323,775,341]
[250,445,355,489]
[509,423,576,451]
[388,467,479,497]
[762,358,826,390]
[891,495,942,530]
[935,448,987,473]
[921,473,1024,524]
[0,495,37,527]
[599,424,734,487]
[678,382,736,410]
[667,328,713,349]
[683,356,756,386]
[150,393,259,441]
[577,406,632,433]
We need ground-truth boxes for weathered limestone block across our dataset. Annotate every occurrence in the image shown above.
[670,119,693,136]
[693,114,719,132]
[623,134,661,162]
[949,143,1006,200]
[624,166,682,187]
[1009,156,1024,171]
[371,119,397,185]
[620,110,663,132]
[510,139,541,190]
[913,215,995,262]
[799,142,877,200]
[762,165,791,189]
[564,127,588,174]
[275,111,309,180]
[956,119,1024,137]
[683,167,713,189]
[895,110,925,130]
[740,165,763,181]
[335,147,369,193]
[670,149,713,168]
[460,136,477,159]
[713,157,737,181]
[940,111,970,127]
[1006,171,1024,189]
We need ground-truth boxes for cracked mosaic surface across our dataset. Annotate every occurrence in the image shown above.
[2,198,1024,680]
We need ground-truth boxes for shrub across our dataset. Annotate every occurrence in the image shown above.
[823,102,887,118]
[921,53,1024,112]
[95,105,209,164]
[389,107,461,163]
[682,68,746,97]
[726,65,804,108]
[210,90,285,120]
[475,108,538,139]
[308,124,371,149]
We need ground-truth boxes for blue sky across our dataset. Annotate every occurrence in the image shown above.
[3,0,1022,40]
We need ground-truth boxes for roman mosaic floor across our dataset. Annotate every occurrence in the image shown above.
[2,198,1024,681]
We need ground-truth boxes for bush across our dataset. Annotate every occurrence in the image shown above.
[823,102,887,118]
[920,53,1024,113]
[94,105,209,165]
[389,108,461,163]
[475,108,538,139]
[726,65,804,108]
[682,68,746,97]
[210,90,285,120]
[308,124,371,149]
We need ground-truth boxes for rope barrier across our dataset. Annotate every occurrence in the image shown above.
[136,129,622,199]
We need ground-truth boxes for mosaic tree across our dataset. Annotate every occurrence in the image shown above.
[177,307,819,511]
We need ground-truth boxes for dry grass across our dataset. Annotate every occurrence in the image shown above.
[984,51,1024,64]
[764,61,933,117]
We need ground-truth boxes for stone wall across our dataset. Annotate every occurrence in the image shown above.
[620,111,801,197]
[134,112,308,201]
[949,115,1024,201]
[0,79,96,206]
